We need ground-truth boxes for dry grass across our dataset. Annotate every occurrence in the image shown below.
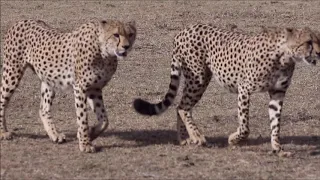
[1,1,320,179]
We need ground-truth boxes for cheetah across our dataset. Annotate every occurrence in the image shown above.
[133,24,320,157]
[0,19,136,152]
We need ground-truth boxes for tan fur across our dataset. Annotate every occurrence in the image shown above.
[0,19,136,153]
[134,23,320,157]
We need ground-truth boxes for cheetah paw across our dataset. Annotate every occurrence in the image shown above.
[229,145,240,151]
[190,135,207,146]
[79,144,96,153]
[178,132,207,146]
[180,137,213,148]
[228,132,239,145]
[228,132,248,145]
[278,151,293,157]
[0,131,14,140]
[268,150,293,157]
[269,150,293,157]
[51,133,66,144]
[179,138,192,146]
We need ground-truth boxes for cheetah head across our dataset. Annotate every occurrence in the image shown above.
[286,27,320,65]
[98,20,136,60]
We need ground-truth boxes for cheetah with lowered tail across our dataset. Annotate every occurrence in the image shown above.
[0,19,136,152]
[134,24,320,157]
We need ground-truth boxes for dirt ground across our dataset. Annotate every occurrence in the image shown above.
[0,1,320,179]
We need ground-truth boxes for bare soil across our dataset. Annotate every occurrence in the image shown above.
[1,1,320,179]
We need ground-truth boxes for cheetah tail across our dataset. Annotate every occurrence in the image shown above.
[133,57,181,116]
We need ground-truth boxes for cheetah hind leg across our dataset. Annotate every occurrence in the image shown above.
[86,89,109,141]
[0,60,28,140]
[177,108,208,146]
[0,87,14,140]
[177,110,191,145]
[176,112,212,147]
[176,88,207,146]
[176,67,212,147]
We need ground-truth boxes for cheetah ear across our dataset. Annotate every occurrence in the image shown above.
[314,30,320,42]
[289,27,313,42]
[285,27,294,33]
[301,27,315,40]
[316,30,320,38]
[302,26,312,32]
[99,19,111,28]
[226,23,237,31]
[261,26,279,33]
[287,27,311,38]
[126,20,136,28]
[285,27,296,42]
[260,26,268,33]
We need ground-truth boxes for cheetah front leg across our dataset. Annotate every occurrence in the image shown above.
[74,85,96,153]
[39,82,66,143]
[86,89,109,141]
[268,89,292,157]
[228,86,250,145]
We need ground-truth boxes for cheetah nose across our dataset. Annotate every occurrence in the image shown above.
[122,45,130,50]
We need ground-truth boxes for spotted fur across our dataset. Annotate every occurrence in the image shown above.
[134,24,320,157]
[0,19,136,153]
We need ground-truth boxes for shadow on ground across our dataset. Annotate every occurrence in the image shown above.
[102,130,320,147]
[16,130,320,152]
[10,130,320,156]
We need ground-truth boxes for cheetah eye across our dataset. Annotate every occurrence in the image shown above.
[113,33,120,38]
[128,33,134,38]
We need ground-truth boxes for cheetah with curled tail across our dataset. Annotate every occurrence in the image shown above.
[134,24,320,157]
[0,19,136,152]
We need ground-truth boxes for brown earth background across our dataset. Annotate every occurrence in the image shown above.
[0,1,320,179]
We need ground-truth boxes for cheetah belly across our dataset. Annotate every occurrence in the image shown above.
[53,72,75,90]
[212,73,238,93]
[30,59,75,90]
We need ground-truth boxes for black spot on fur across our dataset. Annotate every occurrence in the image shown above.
[269,104,278,111]
[169,84,177,91]
[163,99,171,107]
[279,101,283,106]
[165,93,174,100]
[171,75,179,80]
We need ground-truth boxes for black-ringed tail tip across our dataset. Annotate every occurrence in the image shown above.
[133,98,157,115]
[133,95,174,116]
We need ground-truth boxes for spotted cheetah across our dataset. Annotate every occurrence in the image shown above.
[134,24,320,157]
[0,19,136,152]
